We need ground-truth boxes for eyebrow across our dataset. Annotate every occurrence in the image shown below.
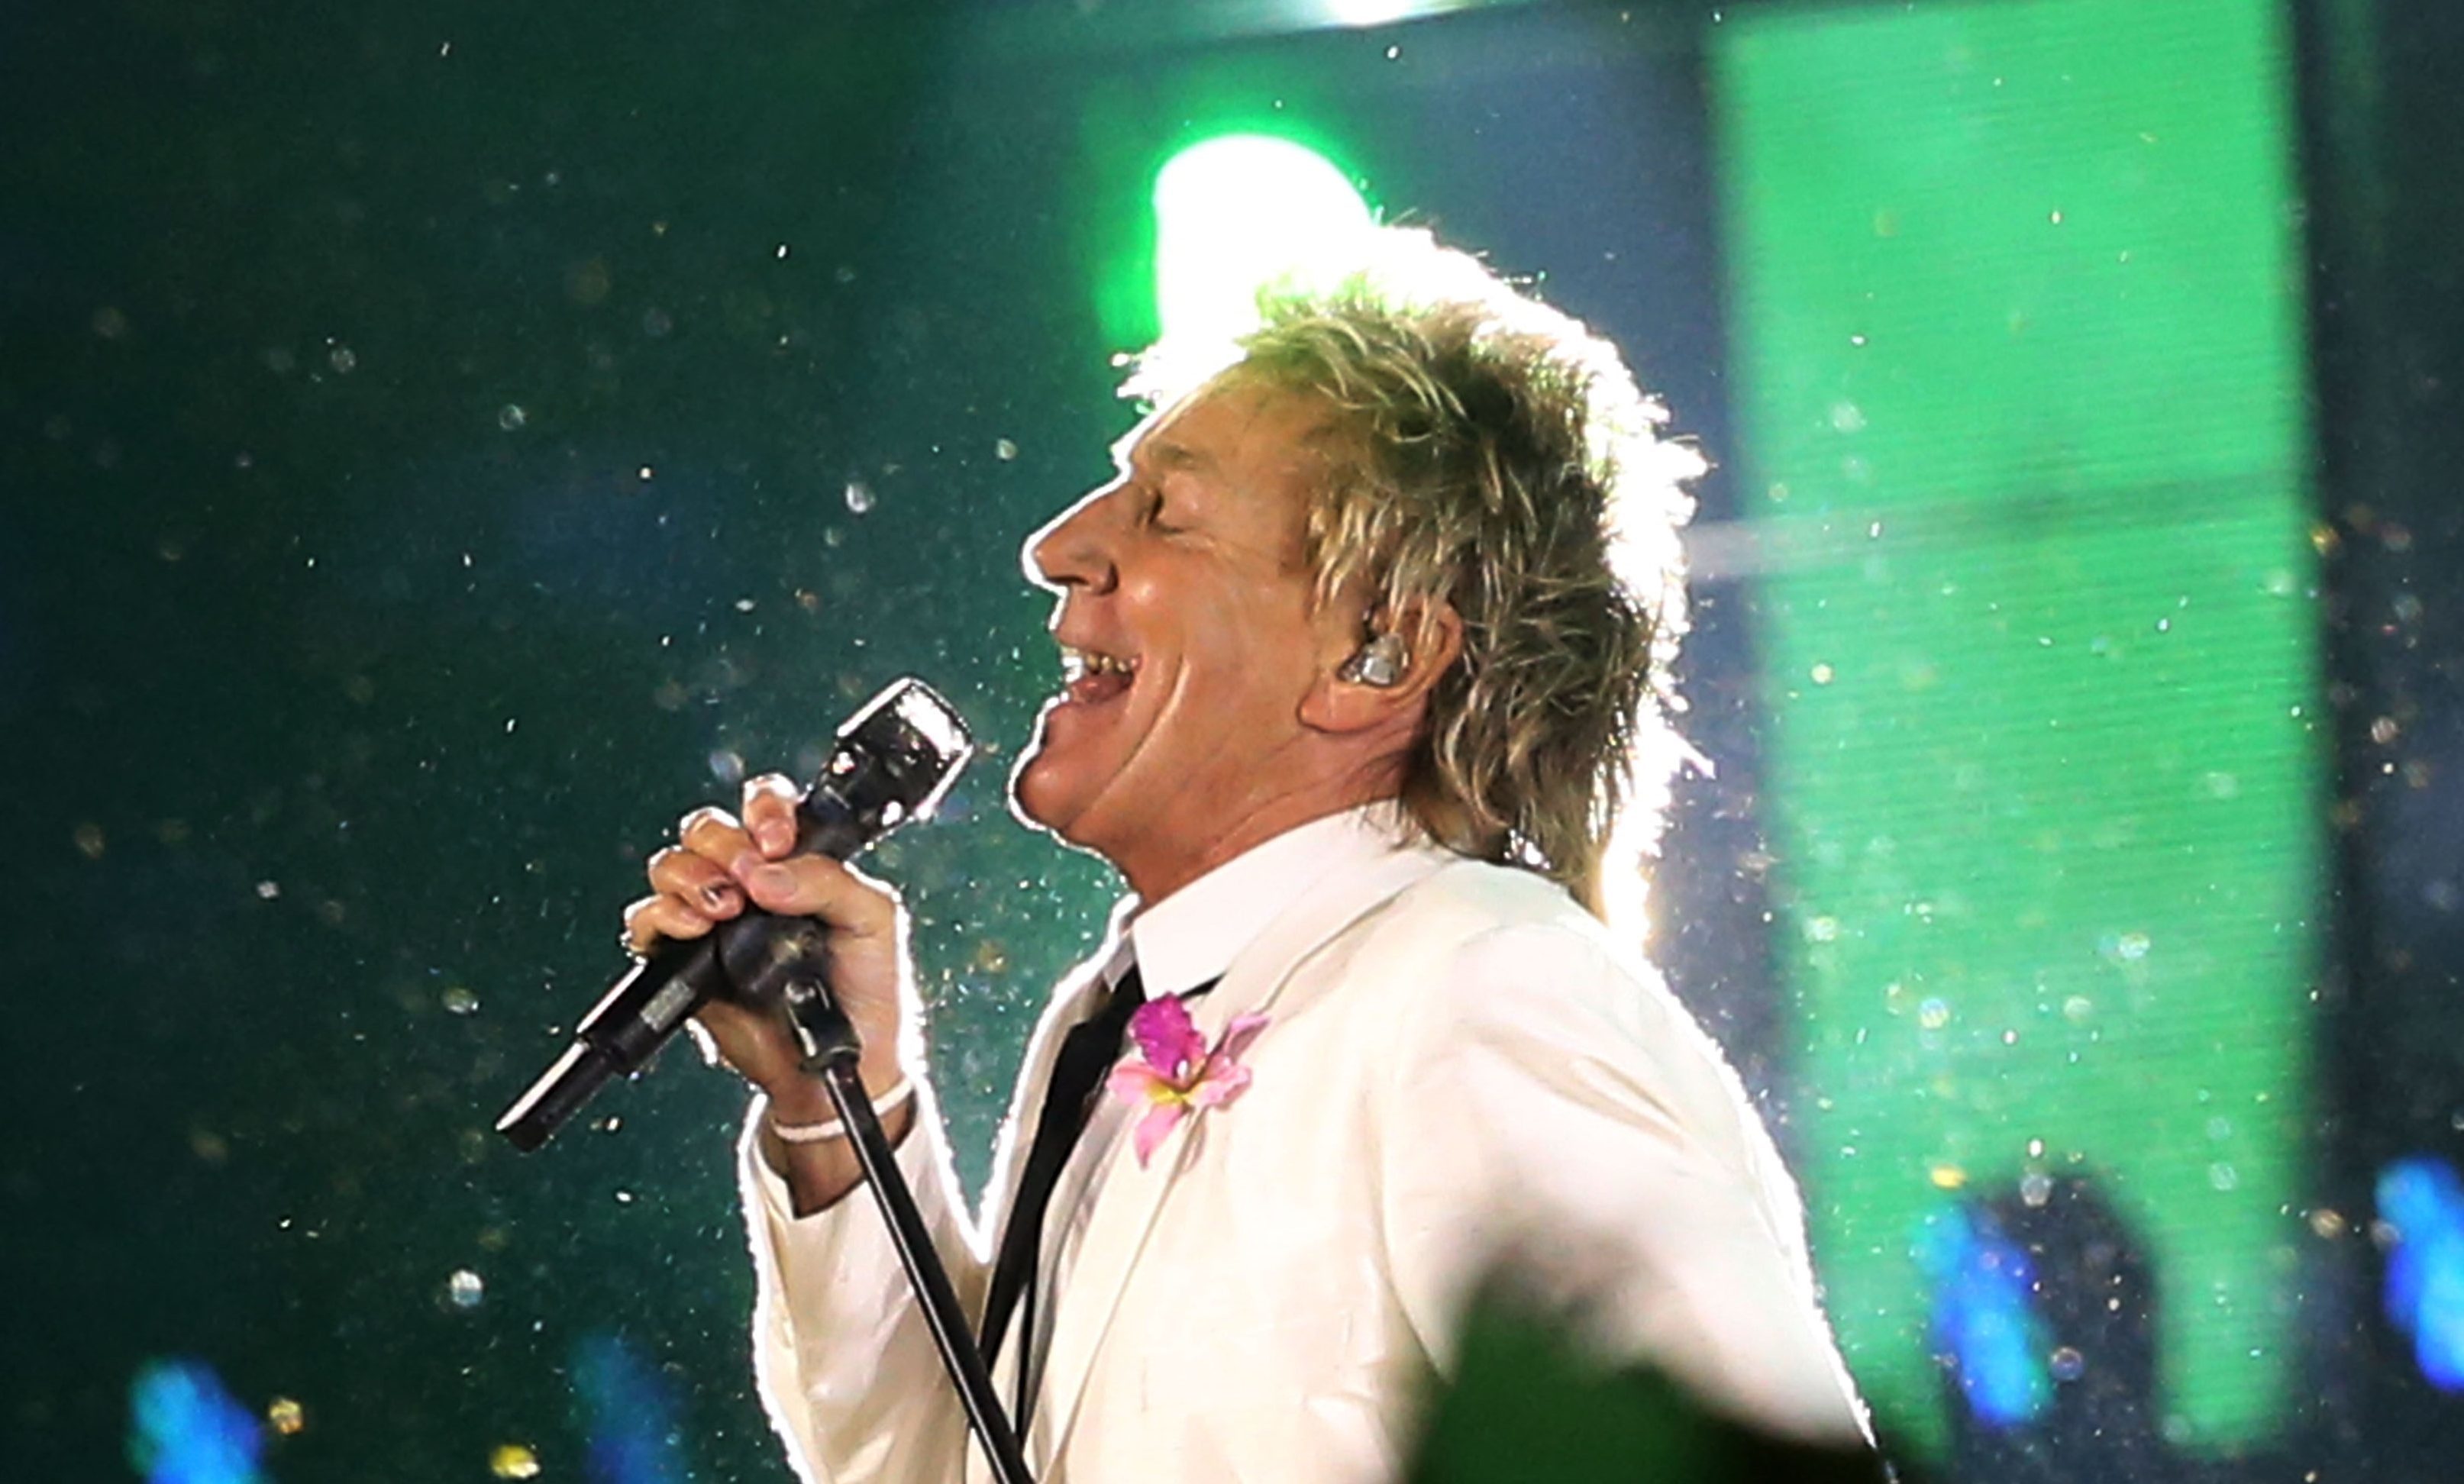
[1112,432,1214,478]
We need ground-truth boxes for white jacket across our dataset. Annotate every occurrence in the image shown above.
[738,810,1863,1482]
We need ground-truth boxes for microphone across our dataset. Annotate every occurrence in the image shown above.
[496,676,973,1152]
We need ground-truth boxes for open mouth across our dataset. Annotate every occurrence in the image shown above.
[1057,644,1139,708]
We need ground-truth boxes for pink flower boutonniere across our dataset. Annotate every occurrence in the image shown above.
[1105,996,1271,1167]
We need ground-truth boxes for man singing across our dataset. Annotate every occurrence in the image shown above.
[625,231,1866,1480]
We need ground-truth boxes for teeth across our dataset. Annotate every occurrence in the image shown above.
[1060,646,1135,682]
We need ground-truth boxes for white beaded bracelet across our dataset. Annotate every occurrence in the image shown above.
[768,1077,916,1144]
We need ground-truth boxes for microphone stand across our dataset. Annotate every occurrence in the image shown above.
[776,966,1035,1484]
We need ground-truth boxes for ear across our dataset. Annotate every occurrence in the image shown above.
[1300,600,1465,736]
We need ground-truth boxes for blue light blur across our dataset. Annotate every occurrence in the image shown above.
[572,1331,690,1484]
[1917,1203,2054,1428]
[126,1358,266,1484]
[2377,1155,2464,1392]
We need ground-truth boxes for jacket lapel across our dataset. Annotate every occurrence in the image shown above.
[977,966,1112,1252]
[961,968,1111,1484]
[1030,840,1454,1466]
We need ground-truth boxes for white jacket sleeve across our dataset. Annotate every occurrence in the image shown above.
[738,1079,989,1483]
[1374,921,1867,1444]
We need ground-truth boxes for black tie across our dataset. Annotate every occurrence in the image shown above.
[979,964,1215,1431]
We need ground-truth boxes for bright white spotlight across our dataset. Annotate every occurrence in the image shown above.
[1147,134,1376,389]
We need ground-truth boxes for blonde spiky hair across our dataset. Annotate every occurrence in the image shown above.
[1126,228,1700,923]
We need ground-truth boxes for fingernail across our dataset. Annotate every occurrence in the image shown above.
[757,821,794,854]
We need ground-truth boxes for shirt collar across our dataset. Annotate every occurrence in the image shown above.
[1113,802,1417,1000]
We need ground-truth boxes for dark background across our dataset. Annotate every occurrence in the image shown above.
[3,0,2459,1479]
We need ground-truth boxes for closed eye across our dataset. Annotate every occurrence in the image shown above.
[1141,486,1182,534]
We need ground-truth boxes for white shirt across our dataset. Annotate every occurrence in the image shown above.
[738,805,1865,1482]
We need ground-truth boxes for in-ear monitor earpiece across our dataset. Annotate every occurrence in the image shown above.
[1339,632,1410,689]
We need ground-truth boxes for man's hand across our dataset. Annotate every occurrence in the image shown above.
[624,772,916,1212]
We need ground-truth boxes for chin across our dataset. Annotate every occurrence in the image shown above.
[1009,757,1063,834]
[1008,730,1090,839]
[1019,745,1154,874]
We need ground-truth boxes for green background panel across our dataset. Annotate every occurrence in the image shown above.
[1720,0,2311,511]
[1713,0,2325,1457]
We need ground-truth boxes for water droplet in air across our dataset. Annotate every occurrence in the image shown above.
[490,1443,542,1479]
[498,404,528,431]
[995,438,1019,461]
[442,986,479,1016]
[328,345,357,373]
[844,480,876,515]
[446,1269,485,1308]
[2050,1346,2085,1381]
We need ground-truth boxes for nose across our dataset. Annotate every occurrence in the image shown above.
[1024,485,1118,595]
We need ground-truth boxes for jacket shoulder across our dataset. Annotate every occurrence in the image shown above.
[1361,854,1641,982]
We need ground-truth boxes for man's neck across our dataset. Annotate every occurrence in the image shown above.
[1116,779,1400,906]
